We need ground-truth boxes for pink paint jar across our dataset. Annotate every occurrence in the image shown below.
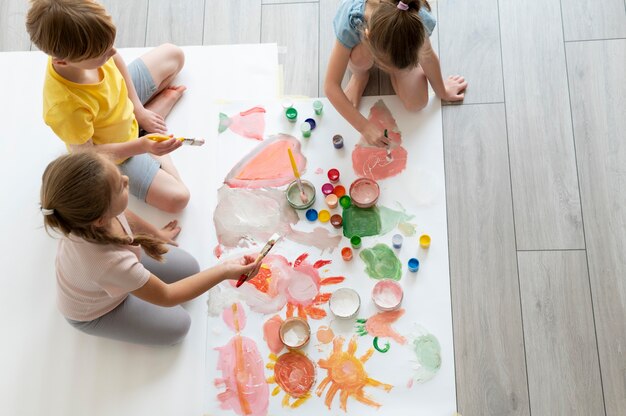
[349,178,380,208]
[325,194,338,209]
[327,168,340,183]
[321,183,334,196]
[372,279,403,311]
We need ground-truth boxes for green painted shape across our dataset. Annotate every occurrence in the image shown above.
[359,244,402,280]
[218,113,231,133]
[373,337,391,353]
[379,206,413,235]
[342,206,381,238]
[412,333,442,382]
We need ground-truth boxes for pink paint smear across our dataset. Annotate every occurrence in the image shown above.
[352,100,408,180]
[219,106,266,141]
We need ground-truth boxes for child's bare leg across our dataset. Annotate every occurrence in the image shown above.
[389,65,429,111]
[145,168,190,213]
[140,44,186,119]
[345,43,374,108]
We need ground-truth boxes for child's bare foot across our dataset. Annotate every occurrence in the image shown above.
[146,85,187,119]
[344,71,370,108]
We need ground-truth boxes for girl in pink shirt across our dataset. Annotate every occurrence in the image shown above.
[40,152,261,345]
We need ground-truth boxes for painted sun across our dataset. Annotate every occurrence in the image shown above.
[266,350,316,408]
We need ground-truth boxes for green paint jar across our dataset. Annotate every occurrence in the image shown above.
[350,235,362,249]
[313,100,323,115]
[339,195,351,208]
[300,122,311,138]
[285,107,298,123]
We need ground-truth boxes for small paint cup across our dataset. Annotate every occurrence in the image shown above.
[329,288,361,319]
[333,185,346,197]
[300,122,311,138]
[279,317,311,349]
[285,107,298,123]
[325,194,338,209]
[372,279,403,311]
[341,247,353,261]
[313,100,323,115]
[327,168,340,183]
[321,183,334,196]
[332,134,344,149]
[305,208,318,222]
[318,210,331,223]
[330,214,343,229]
[408,258,420,272]
[339,195,352,209]
[286,179,316,210]
[350,235,362,249]
[305,118,317,130]
[392,234,403,249]
[419,234,431,248]
[350,178,380,208]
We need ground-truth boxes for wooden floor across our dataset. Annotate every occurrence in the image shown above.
[2,0,625,414]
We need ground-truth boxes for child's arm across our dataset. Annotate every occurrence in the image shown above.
[69,135,182,160]
[131,255,261,307]
[324,40,389,147]
[419,37,467,102]
[112,53,167,134]
[124,209,181,246]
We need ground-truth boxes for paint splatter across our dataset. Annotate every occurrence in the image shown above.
[224,134,306,189]
[266,351,316,408]
[219,106,266,140]
[378,205,413,235]
[398,222,417,236]
[214,303,269,416]
[352,100,407,180]
[315,168,324,174]
[342,205,413,238]
[263,315,284,354]
[316,325,335,344]
[236,253,344,320]
[288,226,342,252]
[355,309,407,353]
[412,332,442,383]
[359,244,402,280]
[317,336,393,411]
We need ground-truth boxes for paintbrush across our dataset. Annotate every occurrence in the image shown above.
[384,129,393,161]
[235,233,281,288]
[146,133,205,146]
[287,147,309,204]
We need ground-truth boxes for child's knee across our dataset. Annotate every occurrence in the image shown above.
[165,309,191,345]
[401,94,428,112]
[162,188,190,213]
[162,43,185,73]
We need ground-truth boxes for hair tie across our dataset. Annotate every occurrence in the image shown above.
[41,207,54,216]
[397,1,409,11]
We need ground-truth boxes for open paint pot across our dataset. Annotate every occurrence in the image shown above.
[339,195,352,209]
[330,214,343,228]
[279,317,311,349]
[327,168,340,183]
[332,134,344,149]
[372,279,403,311]
[341,247,353,261]
[333,185,346,197]
[408,258,420,272]
[305,209,318,222]
[286,179,316,210]
[329,288,361,319]
[420,234,431,248]
[325,194,338,209]
[349,178,380,208]
[321,183,334,196]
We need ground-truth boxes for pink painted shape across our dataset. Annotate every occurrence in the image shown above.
[223,302,247,332]
[263,315,284,354]
[287,225,342,252]
[225,135,307,189]
[352,99,408,180]
[227,107,266,140]
[365,309,407,345]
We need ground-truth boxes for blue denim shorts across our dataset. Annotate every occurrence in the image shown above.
[128,58,158,105]
[119,153,161,201]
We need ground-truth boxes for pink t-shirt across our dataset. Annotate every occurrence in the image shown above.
[56,214,150,321]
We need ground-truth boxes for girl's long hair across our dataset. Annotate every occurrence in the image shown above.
[40,152,167,261]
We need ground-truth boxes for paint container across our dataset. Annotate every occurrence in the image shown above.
[330,214,343,229]
[327,168,340,183]
[333,185,346,197]
[408,258,420,272]
[350,235,362,249]
[341,247,353,261]
[325,194,338,209]
[318,210,331,223]
[281,99,294,110]
[332,134,344,149]
[305,208,318,222]
[329,288,361,319]
[349,178,380,208]
[285,107,298,123]
[392,234,403,249]
[300,122,311,138]
[279,317,311,349]
[372,279,404,312]
[305,118,317,131]
[339,195,352,209]
[321,183,334,196]
[286,179,316,210]
[313,100,323,115]
[419,234,431,248]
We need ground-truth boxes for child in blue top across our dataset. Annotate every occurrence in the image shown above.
[325,0,468,147]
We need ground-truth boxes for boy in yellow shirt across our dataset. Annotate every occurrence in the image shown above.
[26,0,190,213]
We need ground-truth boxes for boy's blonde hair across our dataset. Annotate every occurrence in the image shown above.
[365,0,431,70]
[26,0,116,61]
[40,152,168,261]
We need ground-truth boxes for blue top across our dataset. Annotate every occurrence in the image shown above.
[333,0,437,49]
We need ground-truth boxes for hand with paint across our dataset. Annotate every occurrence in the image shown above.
[222,254,263,282]
[135,106,167,134]
[139,134,182,156]
[361,121,389,147]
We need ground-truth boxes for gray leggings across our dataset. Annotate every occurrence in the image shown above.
[67,246,200,346]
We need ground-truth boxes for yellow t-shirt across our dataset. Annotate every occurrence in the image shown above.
[43,57,139,152]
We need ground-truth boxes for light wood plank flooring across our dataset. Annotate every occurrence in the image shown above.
[3,0,625,414]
